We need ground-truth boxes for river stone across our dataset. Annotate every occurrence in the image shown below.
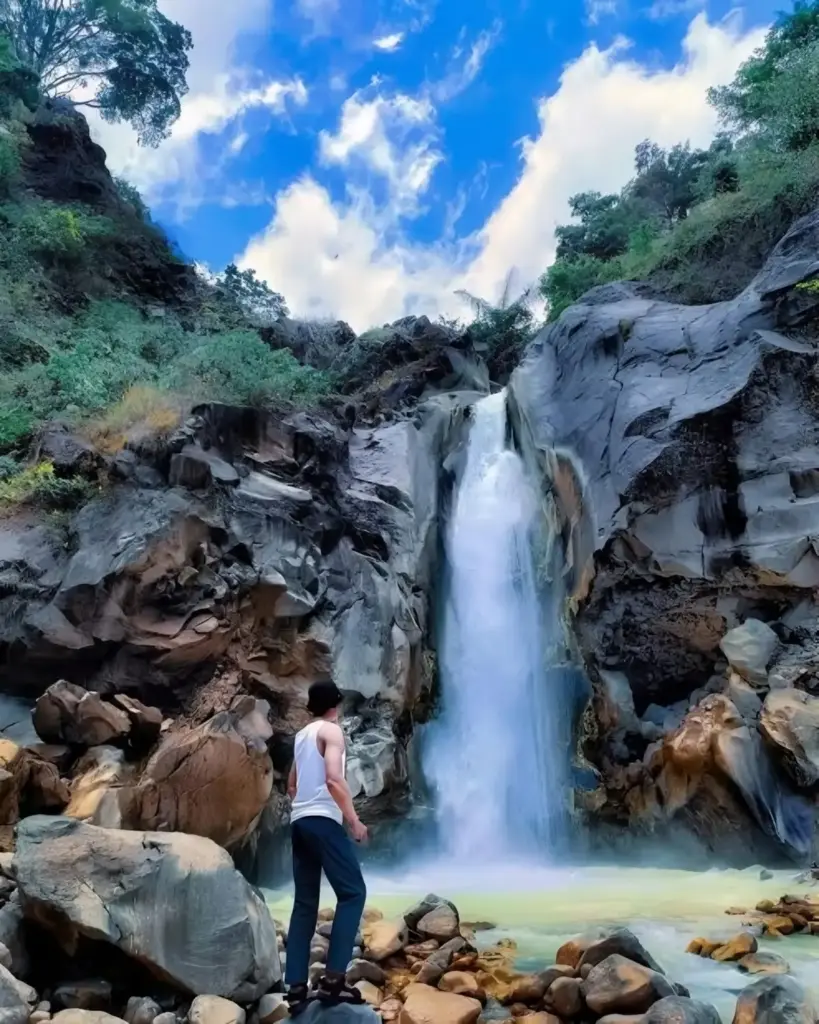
[14,816,279,1000]
[712,933,757,962]
[346,960,386,986]
[584,955,675,1017]
[720,622,779,685]
[354,981,383,1007]
[759,689,819,789]
[439,973,482,1000]
[399,984,482,1024]
[555,930,608,969]
[404,895,460,934]
[578,929,665,973]
[362,919,407,961]
[415,938,467,984]
[124,998,162,1024]
[417,905,460,942]
[738,952,790,975]
[644,997,722,1023]
[189,997,244,1024]
[732,976,817,1023]
[52,1015,127,1024]
[548,977,583,1018]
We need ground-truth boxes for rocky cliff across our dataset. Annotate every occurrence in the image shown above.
[511,208,819,863]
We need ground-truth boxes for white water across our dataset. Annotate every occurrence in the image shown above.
[423,390,567,861]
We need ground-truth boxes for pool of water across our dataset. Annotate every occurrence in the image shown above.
[265,861,819,1021]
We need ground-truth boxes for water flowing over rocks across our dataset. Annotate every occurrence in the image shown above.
[510,207,819,860]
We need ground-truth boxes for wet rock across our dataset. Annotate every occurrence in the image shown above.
[33,683,130,748]
[14,816,279,1000]
[738,952,790,976]
[731,976,816,1023]
[547,977,583,1018]
[188,997,245,1024]
[720,622,779,685]
[712,933,758,962]
[759,689,819,789]
[169,446,239,490]
[584,955,675,1017]
[555,931,607,969]
[644,997,722,1023]
[53,983,111,1011]
[123,998,161,1024]
[255,995,288,1024]
[686,939,722,958]
[540,965,577,989]
[578,929,664,974]
[399,983,482,1024]
[506,976,546,1005]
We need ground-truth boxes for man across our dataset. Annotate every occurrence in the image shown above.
[285,680,369,1015]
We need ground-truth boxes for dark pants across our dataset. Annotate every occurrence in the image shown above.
[285,816,367,986]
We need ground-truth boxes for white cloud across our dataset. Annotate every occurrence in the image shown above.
[296,0,339,34]
[646,0,704,19]
[319,87,441,212]
[240,13,768,331]
[433,23,502,102]
[374,32,406,52]
[586,0,619,25]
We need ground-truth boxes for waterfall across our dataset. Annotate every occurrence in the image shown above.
[423,390,568,862]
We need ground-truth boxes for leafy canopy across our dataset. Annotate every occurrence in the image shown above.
[0,0,192,145]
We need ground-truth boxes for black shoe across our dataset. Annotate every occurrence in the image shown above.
[286,984,313,1018]
[315,972,365,1007]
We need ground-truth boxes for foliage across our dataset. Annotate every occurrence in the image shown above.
[456,274,538,376]
[113,176,148,219]
[709,1,819,150]
[214,264,289,327]
[0,0,192,145]
[0,459,92,510]
[540,255,623,321]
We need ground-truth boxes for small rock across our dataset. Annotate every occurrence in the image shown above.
[417,906,460,943]
[719,620,778,684]
[439,973,483,1001]
[762,916,795,937]
[124,999,161,1024]
[30,1012,51,1024]
[255,995,287,1024]
[755,900,775,913]
[318,908,335,922]
[362,908,382,923]
[539,966,575,990]
[399,984,481,1024]
[686,939,722,958]
[346,961,386,987]
[548,977,583,1018]
[188,997,245,1024]
[53,984,111,1012]
[738,952,790,976]
[506,976,545,1006]
[712,933,758,962]
[380,998,402,1022]
[353,981,382,1007]
[152,1014,177,1024]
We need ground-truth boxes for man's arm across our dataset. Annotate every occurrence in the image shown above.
[321,723,368,842]
[287,763,297,800]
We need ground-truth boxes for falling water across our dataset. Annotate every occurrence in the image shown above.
[424,390,568,862]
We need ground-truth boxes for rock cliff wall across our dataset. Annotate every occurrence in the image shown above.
[511,209,819,863]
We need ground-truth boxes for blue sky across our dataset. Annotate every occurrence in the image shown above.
[92,0,780,330]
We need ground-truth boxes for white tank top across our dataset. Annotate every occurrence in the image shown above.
[290,720,345,825]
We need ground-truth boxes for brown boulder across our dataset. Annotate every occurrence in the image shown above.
[127,697,273,849]
[644,997,721,1023]
[732,976,815,1024]
[399,984,481,1024]
[0,740,69,830]
[762,916,794,937]
[34,682,130,747]
[439,972,484,1001]
[505,975,545,1005]
[417,905,460,942]
[363,919,408,962]
[712,933,757,962]
[556,930,607,969]
[686,939,722,958]
[584,955,675,1017]
[579,929,664,974]
[540,965,576,988]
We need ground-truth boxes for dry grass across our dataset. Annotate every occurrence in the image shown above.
[85,385,183,454]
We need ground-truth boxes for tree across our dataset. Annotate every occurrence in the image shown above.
[556,191,645,262]
[0,0,192,145]
[455,272,537,377]
[629,140,710,223]
[708,0,819,150]
[216,264,289,326]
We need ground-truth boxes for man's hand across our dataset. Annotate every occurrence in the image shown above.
[350,818,369,843]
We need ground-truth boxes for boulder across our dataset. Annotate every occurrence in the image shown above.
[53,983,111,1011]
[416,905,460,943]
[414,938,467,985]
[439,973,482,999]
[169,446,239,490]
[255,995,288,1024]
[579,929,665,974]
[346,961,386,987]
[720,622,779,685]
[353,981,383,1007]
[362,919,408,962]
[548,976,583,1018]
[731,976,816,1023]
[540,965,577,988]
[556,931,608,969]
[14,816,279,1000]
[123,998,161,1024]
[737,952,790,976]
[712,933,758,962]
[126,697,273,849]
[584,955,675,1017]
[0,963,36,1024]
[644,997,722,1023]
[398,983,482,1024]
[33,683,130,747]
[52,1015,127,1024]
[759,689,819,789]
[188,997,245,1024]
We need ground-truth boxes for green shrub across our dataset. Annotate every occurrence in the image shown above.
[0,461,92,512]
[540,254,623,321]
[15,203,115,266]
[0,129,20,196]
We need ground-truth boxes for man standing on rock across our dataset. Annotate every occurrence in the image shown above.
[285,680,369,1016]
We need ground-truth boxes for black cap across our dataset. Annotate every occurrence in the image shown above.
[307,680,344,717]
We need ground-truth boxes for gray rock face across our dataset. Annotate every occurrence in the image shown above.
[511,208,819,856]
[14,816,280,1000]
[0,963,35,1024]
[731,976,817,1024]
